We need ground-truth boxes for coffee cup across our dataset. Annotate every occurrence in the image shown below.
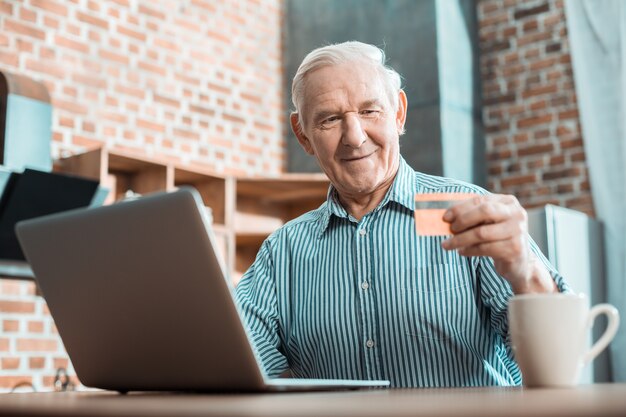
[508,293,619,387]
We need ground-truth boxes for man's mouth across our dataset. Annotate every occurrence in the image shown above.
[342,151,375,162]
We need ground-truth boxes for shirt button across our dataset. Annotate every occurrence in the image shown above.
[366,339,375,348]
[359,228,367,236]
[361,281,369,290]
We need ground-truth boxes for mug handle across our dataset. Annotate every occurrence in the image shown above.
[582,304,620,365]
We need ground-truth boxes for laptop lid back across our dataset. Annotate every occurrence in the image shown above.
[16,188,266,392]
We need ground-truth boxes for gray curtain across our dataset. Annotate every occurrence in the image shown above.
[565,0,626,381]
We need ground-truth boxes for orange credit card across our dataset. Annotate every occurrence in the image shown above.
[414,193,476,236]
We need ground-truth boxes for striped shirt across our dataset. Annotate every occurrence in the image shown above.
[235,156,570,387]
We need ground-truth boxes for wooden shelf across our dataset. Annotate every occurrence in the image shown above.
[55,147,173,204]
[55,146,330,284]
[173,166,231,227]
[236,174,329,203]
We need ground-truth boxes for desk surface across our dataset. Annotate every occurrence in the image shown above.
[1,384,625,417]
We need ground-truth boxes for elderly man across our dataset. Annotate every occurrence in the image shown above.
[235,41,569,387]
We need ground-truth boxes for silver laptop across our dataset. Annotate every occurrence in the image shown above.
[15,187,389,393]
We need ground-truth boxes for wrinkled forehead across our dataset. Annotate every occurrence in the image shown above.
[299,62,390,117]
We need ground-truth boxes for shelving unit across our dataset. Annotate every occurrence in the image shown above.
[54,146,330,284]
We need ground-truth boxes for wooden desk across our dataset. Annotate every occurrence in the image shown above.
[0,384,625,417]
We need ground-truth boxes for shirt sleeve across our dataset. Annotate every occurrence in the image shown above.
[477,236,572,363]
[234,239,289,378]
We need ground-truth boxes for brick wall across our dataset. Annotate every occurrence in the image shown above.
[0,0,285,176]
[0,280,73,392]
[0,0,284,392]
[477,0,594,216]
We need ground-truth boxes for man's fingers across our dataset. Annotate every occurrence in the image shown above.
[447,201,519,234]
[442,220,521,250]
[454,238,524,259]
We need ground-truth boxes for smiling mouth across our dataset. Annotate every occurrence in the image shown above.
[343,152,375,162]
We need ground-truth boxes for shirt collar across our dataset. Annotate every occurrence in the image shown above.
[316,156,415,237]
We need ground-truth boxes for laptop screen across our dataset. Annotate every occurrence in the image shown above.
[0,168,99,260]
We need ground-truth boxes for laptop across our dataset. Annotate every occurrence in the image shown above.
[15,187,390,393]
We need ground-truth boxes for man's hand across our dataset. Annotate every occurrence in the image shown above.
[441,194,557,294]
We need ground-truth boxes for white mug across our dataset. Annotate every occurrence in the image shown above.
[508,293,619,387]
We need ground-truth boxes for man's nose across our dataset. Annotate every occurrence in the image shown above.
[341,113,367,148]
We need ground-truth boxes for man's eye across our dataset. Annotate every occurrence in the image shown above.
[322,116,340,125]
[360,110,379,116]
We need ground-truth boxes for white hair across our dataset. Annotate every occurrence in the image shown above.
[291,41,403,126]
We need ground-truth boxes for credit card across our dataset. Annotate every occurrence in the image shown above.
[414,193,476,236]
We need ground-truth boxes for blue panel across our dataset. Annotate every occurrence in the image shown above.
[4,93,52,172]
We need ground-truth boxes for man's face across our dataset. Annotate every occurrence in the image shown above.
[291,62,407,199]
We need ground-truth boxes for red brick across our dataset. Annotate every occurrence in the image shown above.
[570,151,586,162]
[566,195,594,208]
[0,51,19,67]
[114,84,145,99]
[534,129,551,140]
[153,37,178,52]
[0,338,9,351]
[550,155,565,166]
[59,117,74,128]
[527,158,545,169]
[561,138,584,149]
[16,338,58,352]
[72,73,107,89]
[558,109,579,120]
[223,113,246,124]
[138,4,165,19]
[76,11,109,29]
[518,143,554,156]
[117,25,147,41]
[3,320,19,332]
[500,175,537,188]
[99,49,130,65]
[0,300,35,313]
[580,181,591,191]
[544,13,562,28]
[487,150,513,161]
[488,165,503,176]
[138,61,167,76]
[137,118,166,133]
[514,3,550,20]
[31,0,68,16]
[87,0,101,12]
[189,104,215,116]
[28,321,45,333]
[29,357,45,369]
[529,57,558,71]
[20,7,38,22]
[82,121,96,133]
[517,114,553,128]
[517,31,552,47]
[4,19,46,40]
[523,19,539,33]
[53,98,89,115]
[53,357,69,369]
[513,133,529,144]
[522,84,558,99]
[542,168,581,181]
[0,2,13,14]
[1,357,20,370]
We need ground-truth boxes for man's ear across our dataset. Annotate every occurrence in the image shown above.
[396,90,408,135]
[290,113,314,155]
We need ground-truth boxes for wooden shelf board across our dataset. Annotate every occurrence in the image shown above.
[108,154,169,174]
[237,175,329,203]
[173,166,226,184]
[235,232,269,246]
